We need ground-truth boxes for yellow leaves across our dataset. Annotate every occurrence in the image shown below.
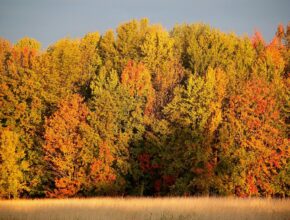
[1,20,290,198]
[205,68,228,135]
[141,25,174,71]
[265,38,285,72]
[0,128,25,198]
[80,32,101,75]
[15,37,41,51]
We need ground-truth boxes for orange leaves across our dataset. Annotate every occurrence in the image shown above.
[121,60,155,116]
[252,26,286,75]
[265,37,285,70]
[227,77,288,196]
[121,60,152,96]
[43,94,92,198]
[43,95,118,197]
[13,38,40,69]
[90,141,116,184]
[230,78,278,127]
[247,175,258,196]
[48,178,81,198]
[1,21,290,198]
[251,30,265,50]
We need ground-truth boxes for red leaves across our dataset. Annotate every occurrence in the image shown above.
[138,153,152,173]
[154,179,162,192]
[138,152,161,174]
[162,175,175,186]
[192,162,214,177]
[193,168,204,175]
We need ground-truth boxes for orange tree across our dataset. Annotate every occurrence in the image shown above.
[217,77,289,197]
[43,94,115,197]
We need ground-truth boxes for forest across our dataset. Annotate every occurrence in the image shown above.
[0,18,289,199]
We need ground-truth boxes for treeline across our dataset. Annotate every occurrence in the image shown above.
[0,19,289,199]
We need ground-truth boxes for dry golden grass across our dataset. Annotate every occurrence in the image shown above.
[0,197,289,220]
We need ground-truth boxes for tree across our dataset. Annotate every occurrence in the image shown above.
[15,37,41,51]
[0,37,45,197]
[38,38,86,108]
[0,128,27,198]
[98,30,118,70]
[140,25,174,72]
[115,18,149,70]
[251,30,266,54]
[43,94,115,197]
[89,66,146,194]
[171,24,254,78]
[217,78,289,196]
[1,19,289,198]
[80,32,102,97]
[162,68,227,195]
[140,25,184,115]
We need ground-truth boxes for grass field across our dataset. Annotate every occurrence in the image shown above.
[0,197,289,220]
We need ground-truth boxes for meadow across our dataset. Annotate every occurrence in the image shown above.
[0,197,289,220]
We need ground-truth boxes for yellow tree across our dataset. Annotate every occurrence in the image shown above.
[115,18,149,70]
[80,32,102,96]
[172,23,254,78]
[38,38,85,107]
[162,68,227,195]
[140,25,184,115]
[0,128,27,198]
[0,37,44,197]
[98,30,118,70]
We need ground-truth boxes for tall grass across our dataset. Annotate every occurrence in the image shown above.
[0,197,289,220]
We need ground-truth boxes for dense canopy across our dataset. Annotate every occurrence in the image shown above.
[0,19,289,198]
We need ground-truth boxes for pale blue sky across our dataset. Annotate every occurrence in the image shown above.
[0,0,289,48]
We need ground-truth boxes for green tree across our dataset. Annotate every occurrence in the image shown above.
[89,66,145,194]
[163,68,224,195]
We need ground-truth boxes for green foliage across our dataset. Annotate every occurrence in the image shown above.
[89,66,146,194]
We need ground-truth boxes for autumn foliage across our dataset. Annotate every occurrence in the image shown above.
[0,19,289,198]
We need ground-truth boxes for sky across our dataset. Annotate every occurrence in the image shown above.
[0,0,289,49]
